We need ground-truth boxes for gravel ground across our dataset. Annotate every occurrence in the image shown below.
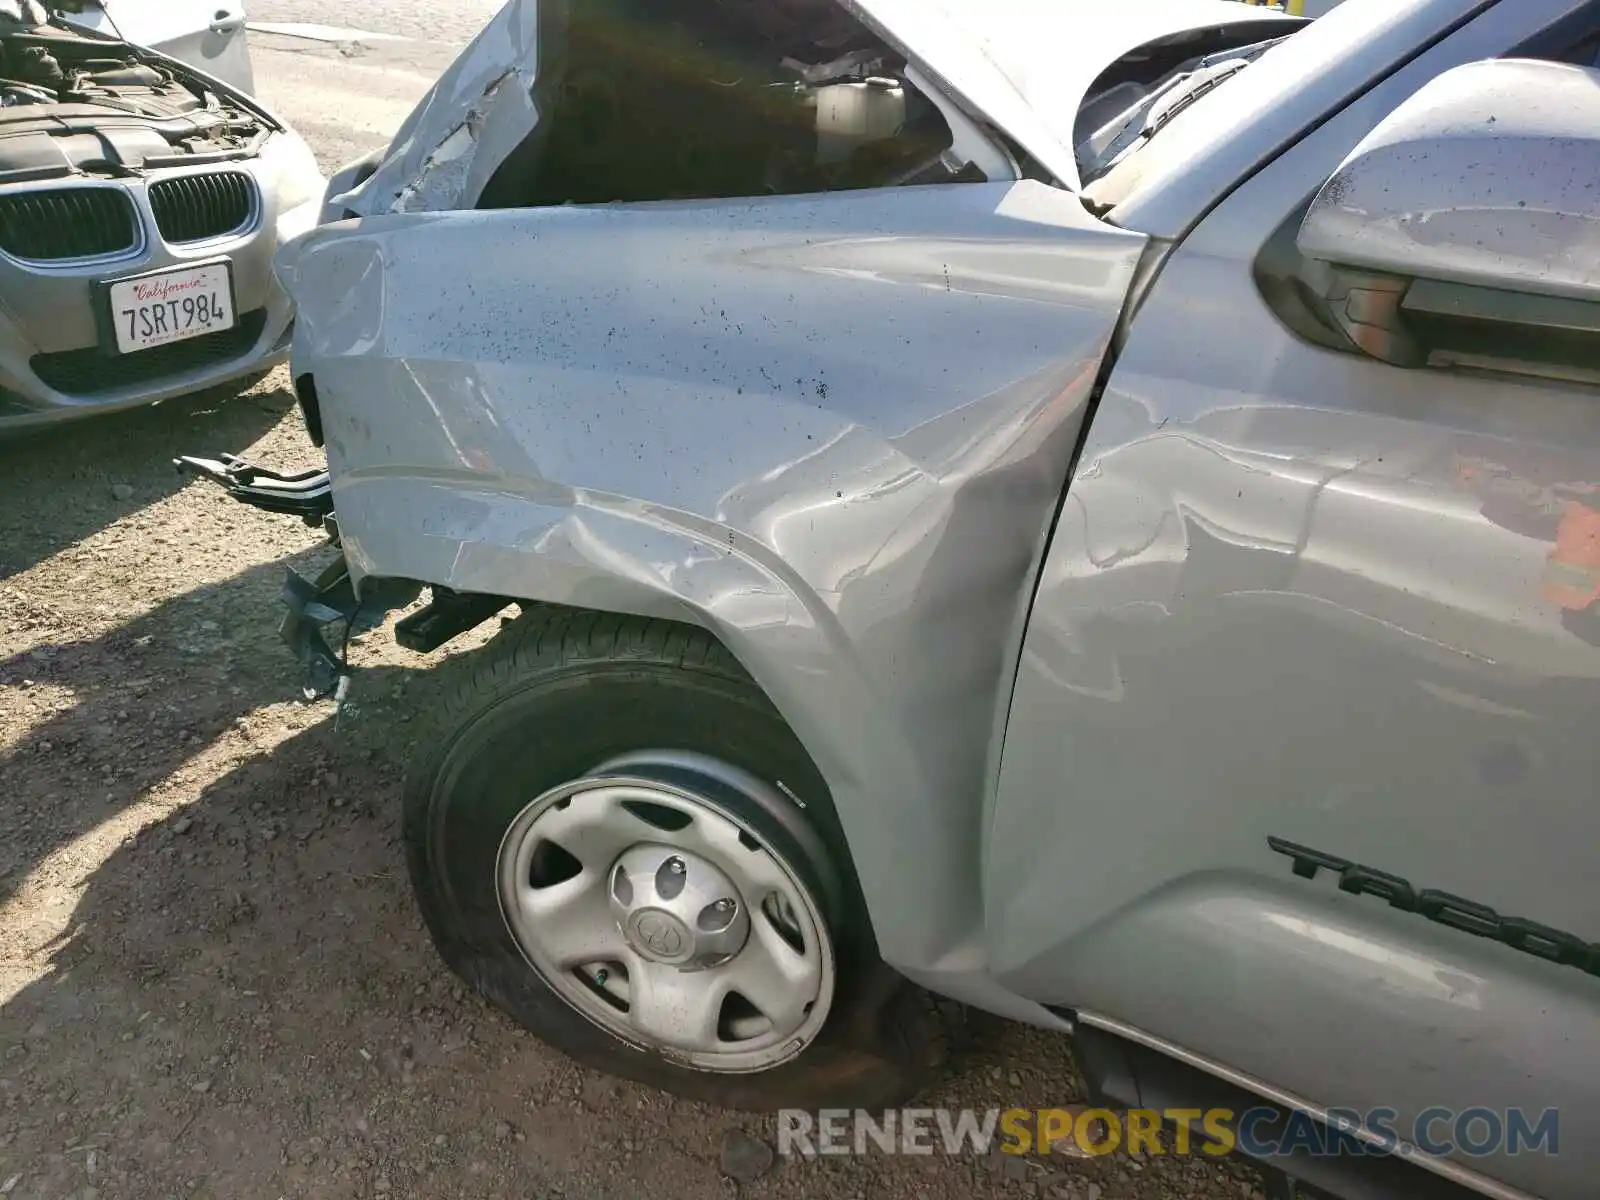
[0,8,1270,1198]
[0,394,1275,1200]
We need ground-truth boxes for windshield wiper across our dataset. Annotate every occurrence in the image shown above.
[1078,35,1292,182]
[1146,56,1253,134]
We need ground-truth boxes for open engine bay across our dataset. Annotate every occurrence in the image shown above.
[470,0,1016,209]
[0,15,268,181]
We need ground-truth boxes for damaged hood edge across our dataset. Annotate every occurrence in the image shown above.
[844,0,1300,190]
[333,0,541,216]
[336,0,1297,216]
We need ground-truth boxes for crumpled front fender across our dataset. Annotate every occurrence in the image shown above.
[279,180,1148,992]
[332,467,899,795]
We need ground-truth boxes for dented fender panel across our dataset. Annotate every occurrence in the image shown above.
[277,180,1148,982]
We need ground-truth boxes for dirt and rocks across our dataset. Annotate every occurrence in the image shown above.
[0,382,1275,1200]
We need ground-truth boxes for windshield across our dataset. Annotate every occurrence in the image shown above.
[1076,33,1296,183]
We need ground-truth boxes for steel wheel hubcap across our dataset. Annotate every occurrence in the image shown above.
[495,757,835,1073]
[609,844,751,968]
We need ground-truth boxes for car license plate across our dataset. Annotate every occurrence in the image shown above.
[107,262,235,354]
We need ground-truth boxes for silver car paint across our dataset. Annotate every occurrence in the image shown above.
[0,13,326,430]
[992,4,1600,1198]
[278,0,1600,1193]
[0,147,324,431]
[278,180,1150,1024]
[1296,56,1600,304]
[331,0,1296,216]
[97,0,258,95]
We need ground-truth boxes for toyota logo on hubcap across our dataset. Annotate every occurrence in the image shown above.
[630,910,690,961]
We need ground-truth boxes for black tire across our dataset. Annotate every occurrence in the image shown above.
[402,606,950,1110]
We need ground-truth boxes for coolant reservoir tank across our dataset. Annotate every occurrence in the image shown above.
[812,77,906,164]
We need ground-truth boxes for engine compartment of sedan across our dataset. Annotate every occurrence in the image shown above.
[469,0,1002,211]
[0,19,269,181]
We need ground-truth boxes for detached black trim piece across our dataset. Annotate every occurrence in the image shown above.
[279,558,422,698]
[1267,837,1600,979]
[279,558,363,697]
[395,589,512,654]
[174,452,332,526]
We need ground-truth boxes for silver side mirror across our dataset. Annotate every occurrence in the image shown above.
[1296,57,1600,381]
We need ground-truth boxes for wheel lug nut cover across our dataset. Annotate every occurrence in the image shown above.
[608,843,750,968]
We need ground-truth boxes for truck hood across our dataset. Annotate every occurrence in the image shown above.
[842,0,1295,190]
[338,0,1297,215]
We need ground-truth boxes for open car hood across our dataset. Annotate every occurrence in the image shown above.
[844,0,1295,189]
[338,0,1297,215]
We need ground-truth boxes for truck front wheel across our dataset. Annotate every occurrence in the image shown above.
[401,608,948,1110]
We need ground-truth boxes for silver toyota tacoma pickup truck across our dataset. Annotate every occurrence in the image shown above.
[185,2,1600,1198]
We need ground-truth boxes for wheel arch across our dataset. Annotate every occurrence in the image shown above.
[341,476,901,953]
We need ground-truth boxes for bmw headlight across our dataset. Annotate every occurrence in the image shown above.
[261,129,327,214]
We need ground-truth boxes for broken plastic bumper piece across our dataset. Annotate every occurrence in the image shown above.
[279,564,505,699]
[280,557,422,699]
[173,453,334,526]
[179,451,511,701]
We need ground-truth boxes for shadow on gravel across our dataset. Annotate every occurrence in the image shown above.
[0,548,336,909]
[0,666,588,1200]
[0,376,292,585]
